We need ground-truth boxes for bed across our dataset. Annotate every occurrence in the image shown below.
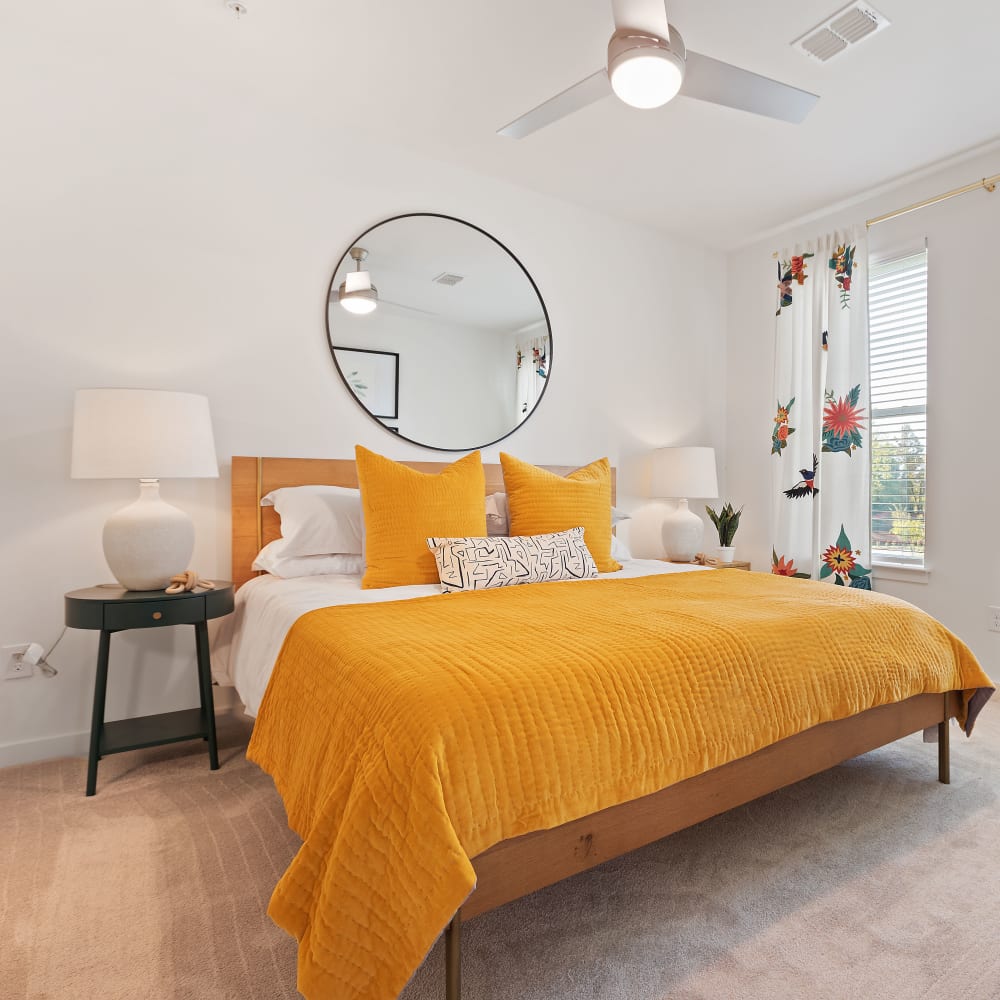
[228,455,993,1000]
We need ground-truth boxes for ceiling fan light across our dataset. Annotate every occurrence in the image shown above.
[608,31,685,109]
[339,282,378,314]
[339,245,378,314]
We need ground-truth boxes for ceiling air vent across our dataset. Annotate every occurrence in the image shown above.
[432,272,464,286]
[793,3,890,62]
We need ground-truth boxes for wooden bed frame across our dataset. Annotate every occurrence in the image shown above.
[231,455,959,1000]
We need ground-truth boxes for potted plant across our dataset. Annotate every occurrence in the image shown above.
[706,502,743,564]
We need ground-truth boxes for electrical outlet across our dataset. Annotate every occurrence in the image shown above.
[3,643,33,680]
[989,607,1000,634]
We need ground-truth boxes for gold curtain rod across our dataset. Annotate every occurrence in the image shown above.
[866,173,998,228]
[772,172,999,257]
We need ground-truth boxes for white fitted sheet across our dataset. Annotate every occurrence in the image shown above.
[215,558,712,716]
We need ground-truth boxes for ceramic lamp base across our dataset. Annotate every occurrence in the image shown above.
[102,479,194,591]
[661,499,704,563]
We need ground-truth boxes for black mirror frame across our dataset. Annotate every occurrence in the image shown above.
[324,212,553,453]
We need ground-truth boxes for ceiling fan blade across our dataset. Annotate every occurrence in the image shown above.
[683,50,819,124]
[611,0,669,37]
[498,69,611,139]
[380,299,439,318]
[328,291,438,317]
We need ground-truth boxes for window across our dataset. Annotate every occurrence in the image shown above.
[869,249,928,567]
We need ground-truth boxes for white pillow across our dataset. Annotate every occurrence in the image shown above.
[261,485,363,558]
[427,527,598,594]
[253,543,364,579]
[485,492,510,536]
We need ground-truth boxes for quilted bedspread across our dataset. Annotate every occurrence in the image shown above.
[247,570,993,1000]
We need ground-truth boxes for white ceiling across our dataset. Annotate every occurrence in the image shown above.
[290,0,1000,248]
[329,215,546,333]
[12,1,1000,250]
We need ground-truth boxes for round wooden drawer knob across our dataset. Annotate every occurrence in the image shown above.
[152,611,162,620]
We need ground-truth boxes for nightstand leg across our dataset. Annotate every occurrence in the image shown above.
[86,630,112,796]
[194,620,219,770]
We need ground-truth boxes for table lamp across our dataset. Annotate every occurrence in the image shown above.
[651,446,719,562]
[71,388,219,591]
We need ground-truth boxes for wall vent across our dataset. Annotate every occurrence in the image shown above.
[432,272,464,286]
[793,3,890,62]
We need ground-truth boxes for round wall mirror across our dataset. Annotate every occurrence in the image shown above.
[325,213,551,451]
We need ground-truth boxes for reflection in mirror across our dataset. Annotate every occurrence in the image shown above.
[326,214,551,451]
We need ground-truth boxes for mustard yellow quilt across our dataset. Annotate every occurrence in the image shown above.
[247,571,993,999]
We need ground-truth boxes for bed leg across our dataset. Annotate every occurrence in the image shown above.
[938,713,950,785]
[445,913,461,1000]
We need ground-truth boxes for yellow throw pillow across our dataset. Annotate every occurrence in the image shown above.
[499,453,621,573]
[356,446,487,589]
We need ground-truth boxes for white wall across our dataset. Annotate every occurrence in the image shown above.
[0,16,727,763]
[335,308,515,449]
[725,147,1000,672]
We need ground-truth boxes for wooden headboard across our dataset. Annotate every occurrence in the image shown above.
[231,456,616,589]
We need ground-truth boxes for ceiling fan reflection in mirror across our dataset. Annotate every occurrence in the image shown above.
[498,0,819,139]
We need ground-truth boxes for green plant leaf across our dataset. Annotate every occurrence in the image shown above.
[835,524,851,551]
[819,563,833,579]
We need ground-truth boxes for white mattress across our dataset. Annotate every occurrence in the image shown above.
[214,559,711,717]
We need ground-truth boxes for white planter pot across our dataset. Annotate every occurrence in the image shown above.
[715,546,735,564]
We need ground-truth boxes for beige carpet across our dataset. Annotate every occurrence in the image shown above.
[2,703,999,1000]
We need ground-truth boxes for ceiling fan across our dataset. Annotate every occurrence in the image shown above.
[498,0,819,139]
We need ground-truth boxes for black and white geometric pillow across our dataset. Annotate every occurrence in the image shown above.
[427,526,598,594]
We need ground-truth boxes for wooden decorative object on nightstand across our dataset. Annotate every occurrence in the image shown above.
[65,583,234,796]
[704,559,751,571]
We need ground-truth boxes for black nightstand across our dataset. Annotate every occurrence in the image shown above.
[65,583,235,796]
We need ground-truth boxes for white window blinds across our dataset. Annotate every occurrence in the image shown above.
[869,249,928,566]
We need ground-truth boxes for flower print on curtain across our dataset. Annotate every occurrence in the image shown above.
[770,398,796,455]
[770,227,870,581]
[772,548,811,578]
[829,244,856,309]
[775,253,815,316]
[820,524,872,587]
[822,384,866,455]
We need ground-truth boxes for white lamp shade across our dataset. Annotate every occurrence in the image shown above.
[344,270,372,293]
[71,389,218,480]
[651,446,718,499]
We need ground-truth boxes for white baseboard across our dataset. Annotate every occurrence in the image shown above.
[0,729,93,768]
[0,684,246,768]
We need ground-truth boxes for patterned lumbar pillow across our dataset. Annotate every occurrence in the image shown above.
[427,527,598,594]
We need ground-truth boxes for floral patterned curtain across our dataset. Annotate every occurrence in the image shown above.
[515,335,549,425]
[770,228,871,586]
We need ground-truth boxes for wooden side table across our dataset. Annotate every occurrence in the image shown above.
[65,583,235,796]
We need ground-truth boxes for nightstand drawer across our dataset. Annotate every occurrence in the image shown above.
[104,596,205,631]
